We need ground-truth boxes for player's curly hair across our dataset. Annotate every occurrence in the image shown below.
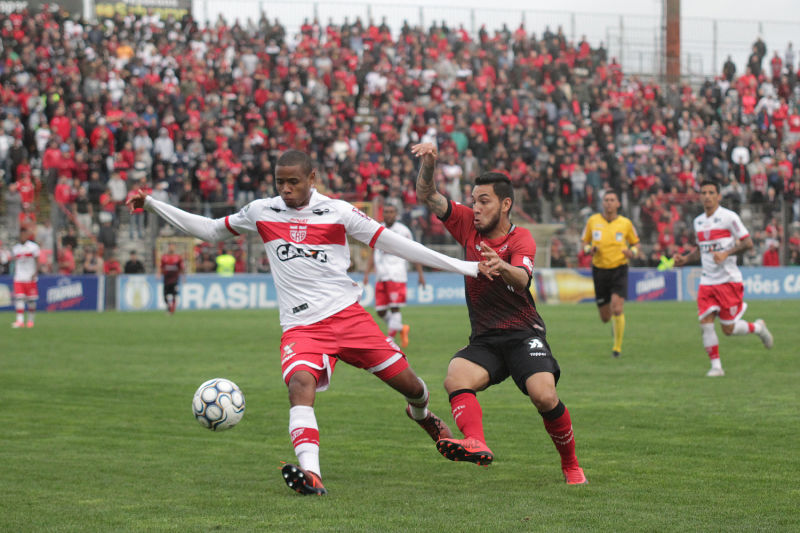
[475,171,514,209]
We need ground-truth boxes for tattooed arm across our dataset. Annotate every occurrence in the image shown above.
[412,143,449,217]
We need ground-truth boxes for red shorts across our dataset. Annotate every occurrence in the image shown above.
[280,302,408,391]
[13,281,38,299]
[375,280,407,310]
[697,282,747,324]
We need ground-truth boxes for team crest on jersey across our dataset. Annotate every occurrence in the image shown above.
[615,232,623,241]
[290,224,307,242]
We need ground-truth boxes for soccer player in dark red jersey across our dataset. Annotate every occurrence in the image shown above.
[160,243,184,314]
[412,142,587,485]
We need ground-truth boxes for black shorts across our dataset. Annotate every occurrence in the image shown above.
[163,282,179,298]
[453,330,560,396]
[592,264,628,306]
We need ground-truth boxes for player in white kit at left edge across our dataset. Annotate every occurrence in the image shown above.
[10,227,40,328]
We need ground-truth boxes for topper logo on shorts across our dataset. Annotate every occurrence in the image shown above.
[276,243,328,263]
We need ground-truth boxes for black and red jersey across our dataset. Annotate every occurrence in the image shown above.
[440,201,545,338]
[160,254,184,284]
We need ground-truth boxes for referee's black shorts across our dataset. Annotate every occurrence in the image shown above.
[591,264,628,306]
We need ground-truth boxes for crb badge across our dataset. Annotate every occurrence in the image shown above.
[289,224,307,242]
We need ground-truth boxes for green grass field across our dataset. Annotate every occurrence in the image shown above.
[2,301,799,532]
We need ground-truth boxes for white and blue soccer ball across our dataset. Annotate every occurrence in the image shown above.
[192,378,245,431]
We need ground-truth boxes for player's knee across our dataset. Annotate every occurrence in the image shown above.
[530,389,559,412]
[287,372,317,403]
[720,324,735,336]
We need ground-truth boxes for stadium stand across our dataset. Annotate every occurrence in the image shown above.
[1,6,799,274]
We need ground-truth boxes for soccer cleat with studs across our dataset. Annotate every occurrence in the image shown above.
[612,350,620,358]
[705,367,725,377]
[406,405,453,442]
[436,437,494,466]
[12,320,25,328]
[281,463,327,495]
[563,465,588,485]
[755,319,773,349]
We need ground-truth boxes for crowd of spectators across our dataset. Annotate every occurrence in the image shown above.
[2,6,800,275]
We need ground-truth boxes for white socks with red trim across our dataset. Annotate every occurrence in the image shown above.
[289,405,321,477]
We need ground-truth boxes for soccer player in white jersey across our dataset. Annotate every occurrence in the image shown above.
[363,203,425,348]
[127,150,489,496]
[674,181,773,377]
[10,227,41,328]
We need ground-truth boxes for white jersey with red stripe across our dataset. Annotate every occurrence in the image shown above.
[12,240,40,282]
[374,221,413,283]
[693,206,749,285]
[224,190,385,330]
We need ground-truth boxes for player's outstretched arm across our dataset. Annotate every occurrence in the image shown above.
[373,228,479,278]
[412,143,449,218]
[126,190,235,243]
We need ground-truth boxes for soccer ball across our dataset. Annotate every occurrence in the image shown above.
[192,378,245,431]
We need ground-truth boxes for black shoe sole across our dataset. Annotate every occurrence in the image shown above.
[281,464,327,495]
[436,440,493,466]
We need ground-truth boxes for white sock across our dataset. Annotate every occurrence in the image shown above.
[388,311,403,332]
[26,300,35,324]
[289,405,321,477]
[701,323,721,367]
[405,379,429,420]
[732,320,760,335]
[16,299,25,322]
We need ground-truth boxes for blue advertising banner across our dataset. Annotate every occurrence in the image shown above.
[116,272,468,311]
[117,274,279,311]
[628,269,679,302]
[0,275,105,312]
[531,268,678,304]
[680,267,800,301]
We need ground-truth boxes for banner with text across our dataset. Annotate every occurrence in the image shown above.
[116,272,468,311]
[680,267,800,301]
[531,268,678,304]
[0,275,105,312]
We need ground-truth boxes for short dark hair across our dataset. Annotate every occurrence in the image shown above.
[603,189,619,199]
[699,179,720,193]
[475,172,514,209]
[276,150,313,175]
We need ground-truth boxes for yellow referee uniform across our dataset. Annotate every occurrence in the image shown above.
[582,214,639,269]
[582,213,639,357]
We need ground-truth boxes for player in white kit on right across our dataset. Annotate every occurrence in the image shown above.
[675,181,773,376]
[10,228,41,328]
[363,204,425,348]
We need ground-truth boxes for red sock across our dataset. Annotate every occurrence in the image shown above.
[705,345,719,360]
[450,390,486,443]
[541,402,579,469]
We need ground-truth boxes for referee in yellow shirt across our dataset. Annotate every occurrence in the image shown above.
[581,190,640,357]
